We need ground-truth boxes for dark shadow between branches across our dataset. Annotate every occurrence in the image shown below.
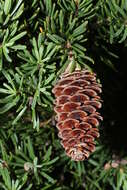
[95,45,127,155]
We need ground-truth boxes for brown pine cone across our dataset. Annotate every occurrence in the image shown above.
[52,70,103,161]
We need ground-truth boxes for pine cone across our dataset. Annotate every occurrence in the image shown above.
[52,70,102,161]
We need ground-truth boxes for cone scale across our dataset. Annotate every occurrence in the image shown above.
[52,69,102,161]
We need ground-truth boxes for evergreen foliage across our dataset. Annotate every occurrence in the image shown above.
[0,0,127,189]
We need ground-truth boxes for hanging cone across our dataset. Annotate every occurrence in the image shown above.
[52,69,103,161]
